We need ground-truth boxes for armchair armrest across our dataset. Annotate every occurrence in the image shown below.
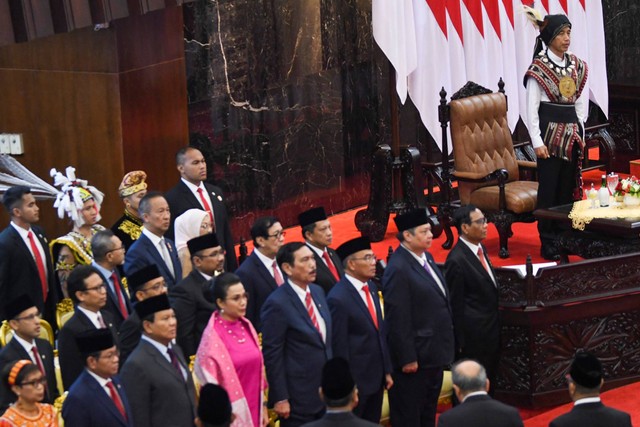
[453,168,509,184]
[517,160,537,169]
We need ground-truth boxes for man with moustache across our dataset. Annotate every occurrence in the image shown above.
[165,146,237,271]
[383,209,454,427]
[261,242,333,426]
[124,192,182,288]
[111,170,148,251]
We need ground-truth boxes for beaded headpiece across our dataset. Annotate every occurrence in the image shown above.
[50,166,104,227]
[8,360,32,386]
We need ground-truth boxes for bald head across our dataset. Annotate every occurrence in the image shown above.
[451,360,489,399]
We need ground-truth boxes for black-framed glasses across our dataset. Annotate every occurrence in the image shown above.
[225,292,249,302]
[267,230,286,239]
[84,283,108,293]
[106,246,126,254]
[14,312,41,322]
[351,254,377,263]
[470,217,487,225]
[20,377,47,387]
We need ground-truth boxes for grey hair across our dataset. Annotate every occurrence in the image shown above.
[451,359,487,393]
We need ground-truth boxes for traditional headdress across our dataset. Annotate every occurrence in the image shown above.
[522,5,572,59]
[118,170,148,198]
[7,360,33,386]
[50,166,104,227]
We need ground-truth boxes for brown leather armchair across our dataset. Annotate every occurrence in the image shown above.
[440,81,538,258]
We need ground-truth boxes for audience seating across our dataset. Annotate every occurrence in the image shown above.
[56,298,75,330]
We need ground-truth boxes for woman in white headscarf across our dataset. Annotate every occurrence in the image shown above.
[174,209,213,278]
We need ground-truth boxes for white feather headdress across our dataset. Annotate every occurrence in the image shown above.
[50,166,104,227]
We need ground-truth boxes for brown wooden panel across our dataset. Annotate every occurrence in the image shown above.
[113,5,184,72]
[49,0,73,33]
[69,0,92,29]
[0,0,15,46]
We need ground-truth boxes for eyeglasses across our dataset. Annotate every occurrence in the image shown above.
[351,254,377,263]
[225,292,249,302]
[106,246,126,254]
[20,377,47,387]
[84,283,108,293]
[198,249,226,258]
[470,217,488,225]
[141,282,168,293]
[14,312,41,322]
[267,230,286,239]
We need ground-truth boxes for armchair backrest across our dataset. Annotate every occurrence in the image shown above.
[449,92,519,203]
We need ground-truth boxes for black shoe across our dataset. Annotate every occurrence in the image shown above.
[540,245,560,261]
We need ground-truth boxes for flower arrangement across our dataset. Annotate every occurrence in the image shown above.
[615,176,640,199]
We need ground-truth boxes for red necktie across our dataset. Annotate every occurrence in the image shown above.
[272,261,284,286]
[31,346,45,376]
[477,247,490,274]
[27,231,48,300]
[196,188,215,229]
[322,251,339,281]
[167,348,185,381]
[110,272,129,319]
[305,292,322,338]
[106,380,128,420]
[362,284,379,329]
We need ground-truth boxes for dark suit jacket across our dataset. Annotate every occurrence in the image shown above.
[444,240,500,374]
[307,244,344,295]
[382,246,454,369]
[261,282,333,417]
[165,180,237,271]
[301,411,381,427]
[327,277,391,396]
[118,310,141,367]
[235,250,281,331]
[437,394,523,427]
[124,233,182,289]
[58,309,119,390]
[169,268,216,357]
[0,225,59,327]
[0,337,59,411]
[549,401,632,427]
[62,370,133,427]
[120,339,197,427]
[93,264,132,331]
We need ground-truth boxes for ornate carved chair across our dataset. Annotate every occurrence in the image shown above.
[439,81,538,258]
[56,298,75,330]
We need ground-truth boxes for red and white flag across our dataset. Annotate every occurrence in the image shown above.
[372,0,417,104]
[586,0,608,116]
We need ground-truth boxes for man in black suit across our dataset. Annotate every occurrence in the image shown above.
[437,360,523,427]
[299,207,344,295]
[327,237,393,423]
[91,230,132,331]
[120,294,197,427]
[549,352,632,427]
[0,186,58,327]
[165,146,237,271]
[0,294,59,411]
[235,216,286,331]
[170,233,223,357]
[118,265,168,365]
[261,242,333,427]
[301,358,381,427]
[62,328,133,427]
[124,192,182,288]
[444,205,500,389]
[58,265,119,390]
[382,209,454,427]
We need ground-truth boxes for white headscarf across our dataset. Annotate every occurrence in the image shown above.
[174,209,209,251]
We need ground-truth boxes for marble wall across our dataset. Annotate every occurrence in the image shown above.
[183,0,640,241]
[183,0,388,240]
